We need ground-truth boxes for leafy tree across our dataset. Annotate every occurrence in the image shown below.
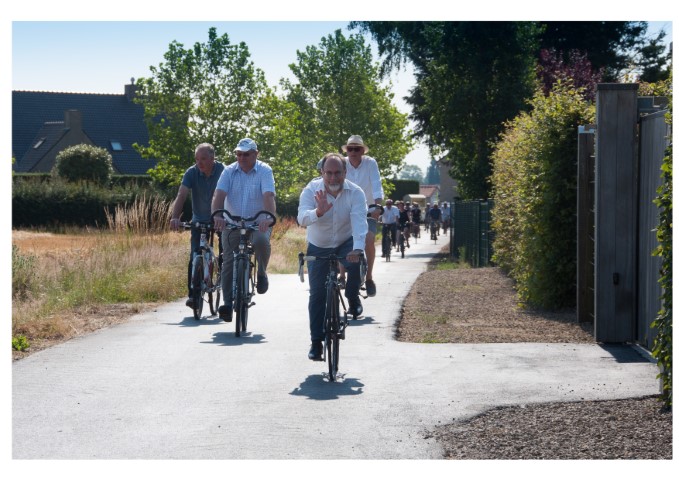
[635,30,672,83]
[397,164,424,182]
[280,29,414,191]
[52,144,113,185]
[424,158,440,184]
[537,48,603,102]
[351,21,541,199]
[134,28,270,186]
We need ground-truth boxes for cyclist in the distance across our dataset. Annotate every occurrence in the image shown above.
[429,203,442,236]
[211,138,276,323]
[396,200,411,251]
[298,153,367,361]
[169,143,225,309]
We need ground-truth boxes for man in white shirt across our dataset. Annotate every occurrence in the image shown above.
[298,153,367,360]
[380,198,400,257]
[341,134,383,297]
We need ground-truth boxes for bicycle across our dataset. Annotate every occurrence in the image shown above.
[298,252,366,381]
[381,222,396,262]
[397,222,409,258]
[430,220,439,244]
[182,221,222,320]
[411,222,420,243]
[212,209,277,337]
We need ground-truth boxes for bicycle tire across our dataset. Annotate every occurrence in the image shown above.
[235,257,249,337]
[384,233,391,262]
[399,234,405,258]
[191,258,204,320]
[208,255,221,315]
[324,281,340,381]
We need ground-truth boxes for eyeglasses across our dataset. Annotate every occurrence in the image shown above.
[323,170,345,177]
[346,147,363,152]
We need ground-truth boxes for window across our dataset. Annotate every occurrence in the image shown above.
[33,138,46,149]
[110,140,123,151]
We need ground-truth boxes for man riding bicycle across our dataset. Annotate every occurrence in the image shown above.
[429,203,442,235]
[396,201,411,250]
[169,143,225,309]
[298,154,367,361]
[380,199,399,257]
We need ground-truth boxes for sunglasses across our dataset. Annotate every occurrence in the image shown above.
[346,147,363,152]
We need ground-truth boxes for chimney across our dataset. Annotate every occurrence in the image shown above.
[125,78,137,101]
[64,110,82,131]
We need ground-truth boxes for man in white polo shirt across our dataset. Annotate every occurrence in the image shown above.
[341,134,383,297]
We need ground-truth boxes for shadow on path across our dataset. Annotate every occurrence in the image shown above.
[290,374,365,400]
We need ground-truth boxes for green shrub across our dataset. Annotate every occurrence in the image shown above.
[53,144,113,185]
[12,335,30,352]
[490,81,595,309]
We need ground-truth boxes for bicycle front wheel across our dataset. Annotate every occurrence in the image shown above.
[208,255,220,316]
[324,282,340,381]
[191,258,204,320]
[235,257,249,337]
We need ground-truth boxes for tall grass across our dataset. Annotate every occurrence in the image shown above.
[12,215,308,350]
[105,193,172,233]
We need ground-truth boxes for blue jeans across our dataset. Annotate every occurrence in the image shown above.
[307,238,360,342]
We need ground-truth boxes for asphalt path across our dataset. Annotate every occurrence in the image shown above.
[12,236,660,459]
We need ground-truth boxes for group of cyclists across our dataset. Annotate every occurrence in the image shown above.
[378,199,452,257]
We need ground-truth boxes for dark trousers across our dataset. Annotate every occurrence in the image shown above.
[307,238,360,342]
[381,223,397,255]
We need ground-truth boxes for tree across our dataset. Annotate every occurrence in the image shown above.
[537,48,603,102]
[352,21,541,199]
[280,29,414,191]
[134,28,270,186]
[424,159,440,184]
[397,164,423,182]
[53,144,113,185]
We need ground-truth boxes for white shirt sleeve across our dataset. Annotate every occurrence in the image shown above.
[368,157,384,202]
[297,183,319,227]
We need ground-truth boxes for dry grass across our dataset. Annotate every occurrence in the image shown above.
[12,216,307,359]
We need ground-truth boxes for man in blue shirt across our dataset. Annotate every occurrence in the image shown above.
[170,143,225,309]
[211,138,277,322]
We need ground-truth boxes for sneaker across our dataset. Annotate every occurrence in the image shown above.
[348,296,363,317]
[185,297,194,308]
[257,273,269,294]
[218,305,232,322]
[338,277,346,289]
[308,340,323,361]
[365,279,376,297]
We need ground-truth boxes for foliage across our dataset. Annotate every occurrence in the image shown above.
[280,29,414,195]
[134,27,271,187]
[12,335,30,352]
[52,144,113,185]
[537,49,603,102]
[424,158,440,184]
[490,81,595,309]
[635,29,672,83]
[389,179,420,202]
[352,21,541,199]
[647,74,672,408]
[538,21,654,81]
[12,177,174,228]
[397,164,424,182]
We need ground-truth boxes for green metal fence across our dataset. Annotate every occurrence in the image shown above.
[451,199,495,267]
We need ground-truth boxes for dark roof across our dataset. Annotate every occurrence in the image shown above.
[12,89,156,174]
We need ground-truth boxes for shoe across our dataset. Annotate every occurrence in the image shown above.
[381,253,386,258]
[218,305,232,322]
[365,279,376,297]
[338,277,346,289]
[348,296,363,317]
[257,273,269,294]
[185,297,194,308]
[308,340,323,361]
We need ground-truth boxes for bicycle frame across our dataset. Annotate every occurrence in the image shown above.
[183,221,222,320]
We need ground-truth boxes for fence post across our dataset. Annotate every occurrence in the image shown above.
[577,125,596,324]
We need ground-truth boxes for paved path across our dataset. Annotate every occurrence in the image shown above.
[12,237,660,459]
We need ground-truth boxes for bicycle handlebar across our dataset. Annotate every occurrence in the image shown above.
[181,221,215,231]
[211,209,277,229]
[297,251,366,283]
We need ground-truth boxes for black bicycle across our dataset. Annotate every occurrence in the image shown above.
[299,252,366,381]
[430,220,439,244]
[212,209,276,337]
[182,221,222,320]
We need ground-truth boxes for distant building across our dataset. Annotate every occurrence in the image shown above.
[419,184,440,205]
[12,82,156,175]
[436,159,459,201]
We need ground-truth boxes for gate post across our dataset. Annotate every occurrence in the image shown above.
[577,125,595,324]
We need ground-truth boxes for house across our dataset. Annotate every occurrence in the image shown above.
[12,82,156,175]
[436,158,460,201]
[419,184,440,205]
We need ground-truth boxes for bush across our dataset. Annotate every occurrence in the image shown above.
[490,81,595,309]
[53,144,113,185]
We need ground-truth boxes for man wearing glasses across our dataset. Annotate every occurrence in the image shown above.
[340,134,383,298]
[211,138,277,322]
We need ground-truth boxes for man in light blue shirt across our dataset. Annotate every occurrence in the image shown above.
[212,138,276,322]
[298,153,367,360]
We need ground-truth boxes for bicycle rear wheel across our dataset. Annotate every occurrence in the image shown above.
[384,234,391,262]
[191,258,204,320]
[235,257,249,337]
[324,282,340,381]
[399,234,405,258]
